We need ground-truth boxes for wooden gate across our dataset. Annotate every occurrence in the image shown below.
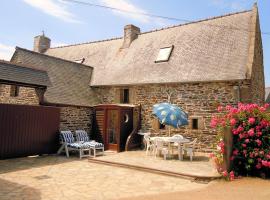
[0,103,60,159]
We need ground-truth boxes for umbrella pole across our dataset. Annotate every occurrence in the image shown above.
[169,126,171,137]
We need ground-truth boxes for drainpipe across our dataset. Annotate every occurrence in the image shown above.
[233,82,241,103]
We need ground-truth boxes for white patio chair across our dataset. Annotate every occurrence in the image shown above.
[171,134,184,154]
[183,138,197,161]
[57,130,91,159]
[75,130,104,157]
[144,134,154,155]
[154,138,169,160]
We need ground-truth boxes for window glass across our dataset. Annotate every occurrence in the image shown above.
[10,85,19,97]
[120,88,129,103]
[155,46,174,62]
[192,118,199,130]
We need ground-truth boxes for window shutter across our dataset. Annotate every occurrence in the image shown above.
[129,88,134,104]
[151,118,160,132]
[114,88,121,103]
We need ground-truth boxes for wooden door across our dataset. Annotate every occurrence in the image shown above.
[94,109,106,147]
[106,109,119,151]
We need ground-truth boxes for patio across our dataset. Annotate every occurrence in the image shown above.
[1,154,270,200]
[90,150,220,179]
[0,155,209,200]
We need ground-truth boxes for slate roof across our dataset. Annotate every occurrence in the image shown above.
[266,87,270,103]
[0,60,50,87]
[11,47,100,107]
[45,9,253,86]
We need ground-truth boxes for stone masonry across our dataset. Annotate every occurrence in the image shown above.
[94,80,265,152]
[59,106,94,134]
[250,9,265,103]
[0,84,40,105]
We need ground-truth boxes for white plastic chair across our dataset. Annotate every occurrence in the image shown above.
[75,130,104,157]
[171,134,184,154]
[172,134,184,139]
[183,138,197,161]
[154,138,169,160]
[144,134,154,155]
[57,130,91,159]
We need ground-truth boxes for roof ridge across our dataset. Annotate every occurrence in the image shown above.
[15,47,93,69]
[0,59,47,73]
[49,36,123,49]
[141,9,252,35]
[48,9,251,50]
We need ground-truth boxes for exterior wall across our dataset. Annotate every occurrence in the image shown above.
[93,82,244,152]
[250,13,265,104]
[246,5,265,104]
[59,106,94,135]
[0,84,40,105]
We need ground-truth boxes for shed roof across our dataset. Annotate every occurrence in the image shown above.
[0,60,50,87]
[45,9,254,86]
[11,48,100,107]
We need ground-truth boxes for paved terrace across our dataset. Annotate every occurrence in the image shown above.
[0,154,270,200]
[90,150,220,178]
[0,155,208,200]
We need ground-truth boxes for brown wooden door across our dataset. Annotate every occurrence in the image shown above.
[95,109,106,147]
[106,109,119,151]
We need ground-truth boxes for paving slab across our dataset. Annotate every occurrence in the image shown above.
[0,155,208,200]
[92,150,220,178]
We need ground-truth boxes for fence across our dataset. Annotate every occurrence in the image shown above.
[0,103,60,159]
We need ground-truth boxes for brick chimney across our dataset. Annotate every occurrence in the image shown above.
[33,32,51,53]
[122,24,140,48]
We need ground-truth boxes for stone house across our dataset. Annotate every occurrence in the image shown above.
[2,4,265,151]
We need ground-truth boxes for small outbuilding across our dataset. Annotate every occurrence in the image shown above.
[93,104,138,152]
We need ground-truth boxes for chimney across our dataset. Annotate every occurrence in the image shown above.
[122,24,140,48]
[33,32,51,53]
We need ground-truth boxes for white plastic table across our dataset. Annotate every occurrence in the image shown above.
[150,136,190,160]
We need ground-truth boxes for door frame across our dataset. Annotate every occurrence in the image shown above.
[105,108,120,151]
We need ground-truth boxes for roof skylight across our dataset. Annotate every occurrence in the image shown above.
[155,45,174,63]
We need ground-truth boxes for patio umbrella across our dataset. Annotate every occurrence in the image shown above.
[152,102,188,136]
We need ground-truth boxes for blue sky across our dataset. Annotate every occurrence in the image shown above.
[0,0,269,86]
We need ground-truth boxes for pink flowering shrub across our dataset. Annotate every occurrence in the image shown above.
[211,103,270,179]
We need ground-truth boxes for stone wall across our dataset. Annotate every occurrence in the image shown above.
[59,106,94,135]
[245,5,265,104]
[94,81,250,152]
[0,84,41,105]
[250,11,265,104]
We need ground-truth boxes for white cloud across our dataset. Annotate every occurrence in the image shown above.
[0,43,15,61]
[23,0,82,23]
[100,0,151,23]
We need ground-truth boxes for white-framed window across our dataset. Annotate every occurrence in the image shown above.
[155,45,174,62]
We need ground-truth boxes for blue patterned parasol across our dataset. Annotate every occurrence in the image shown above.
[152,102,188,129]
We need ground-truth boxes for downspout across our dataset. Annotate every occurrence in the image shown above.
[233,81,241,103]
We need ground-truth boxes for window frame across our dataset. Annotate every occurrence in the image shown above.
[120,88,129,104]
[155,45,174,63]
[191,118,199,130]
[10,85,19,97]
